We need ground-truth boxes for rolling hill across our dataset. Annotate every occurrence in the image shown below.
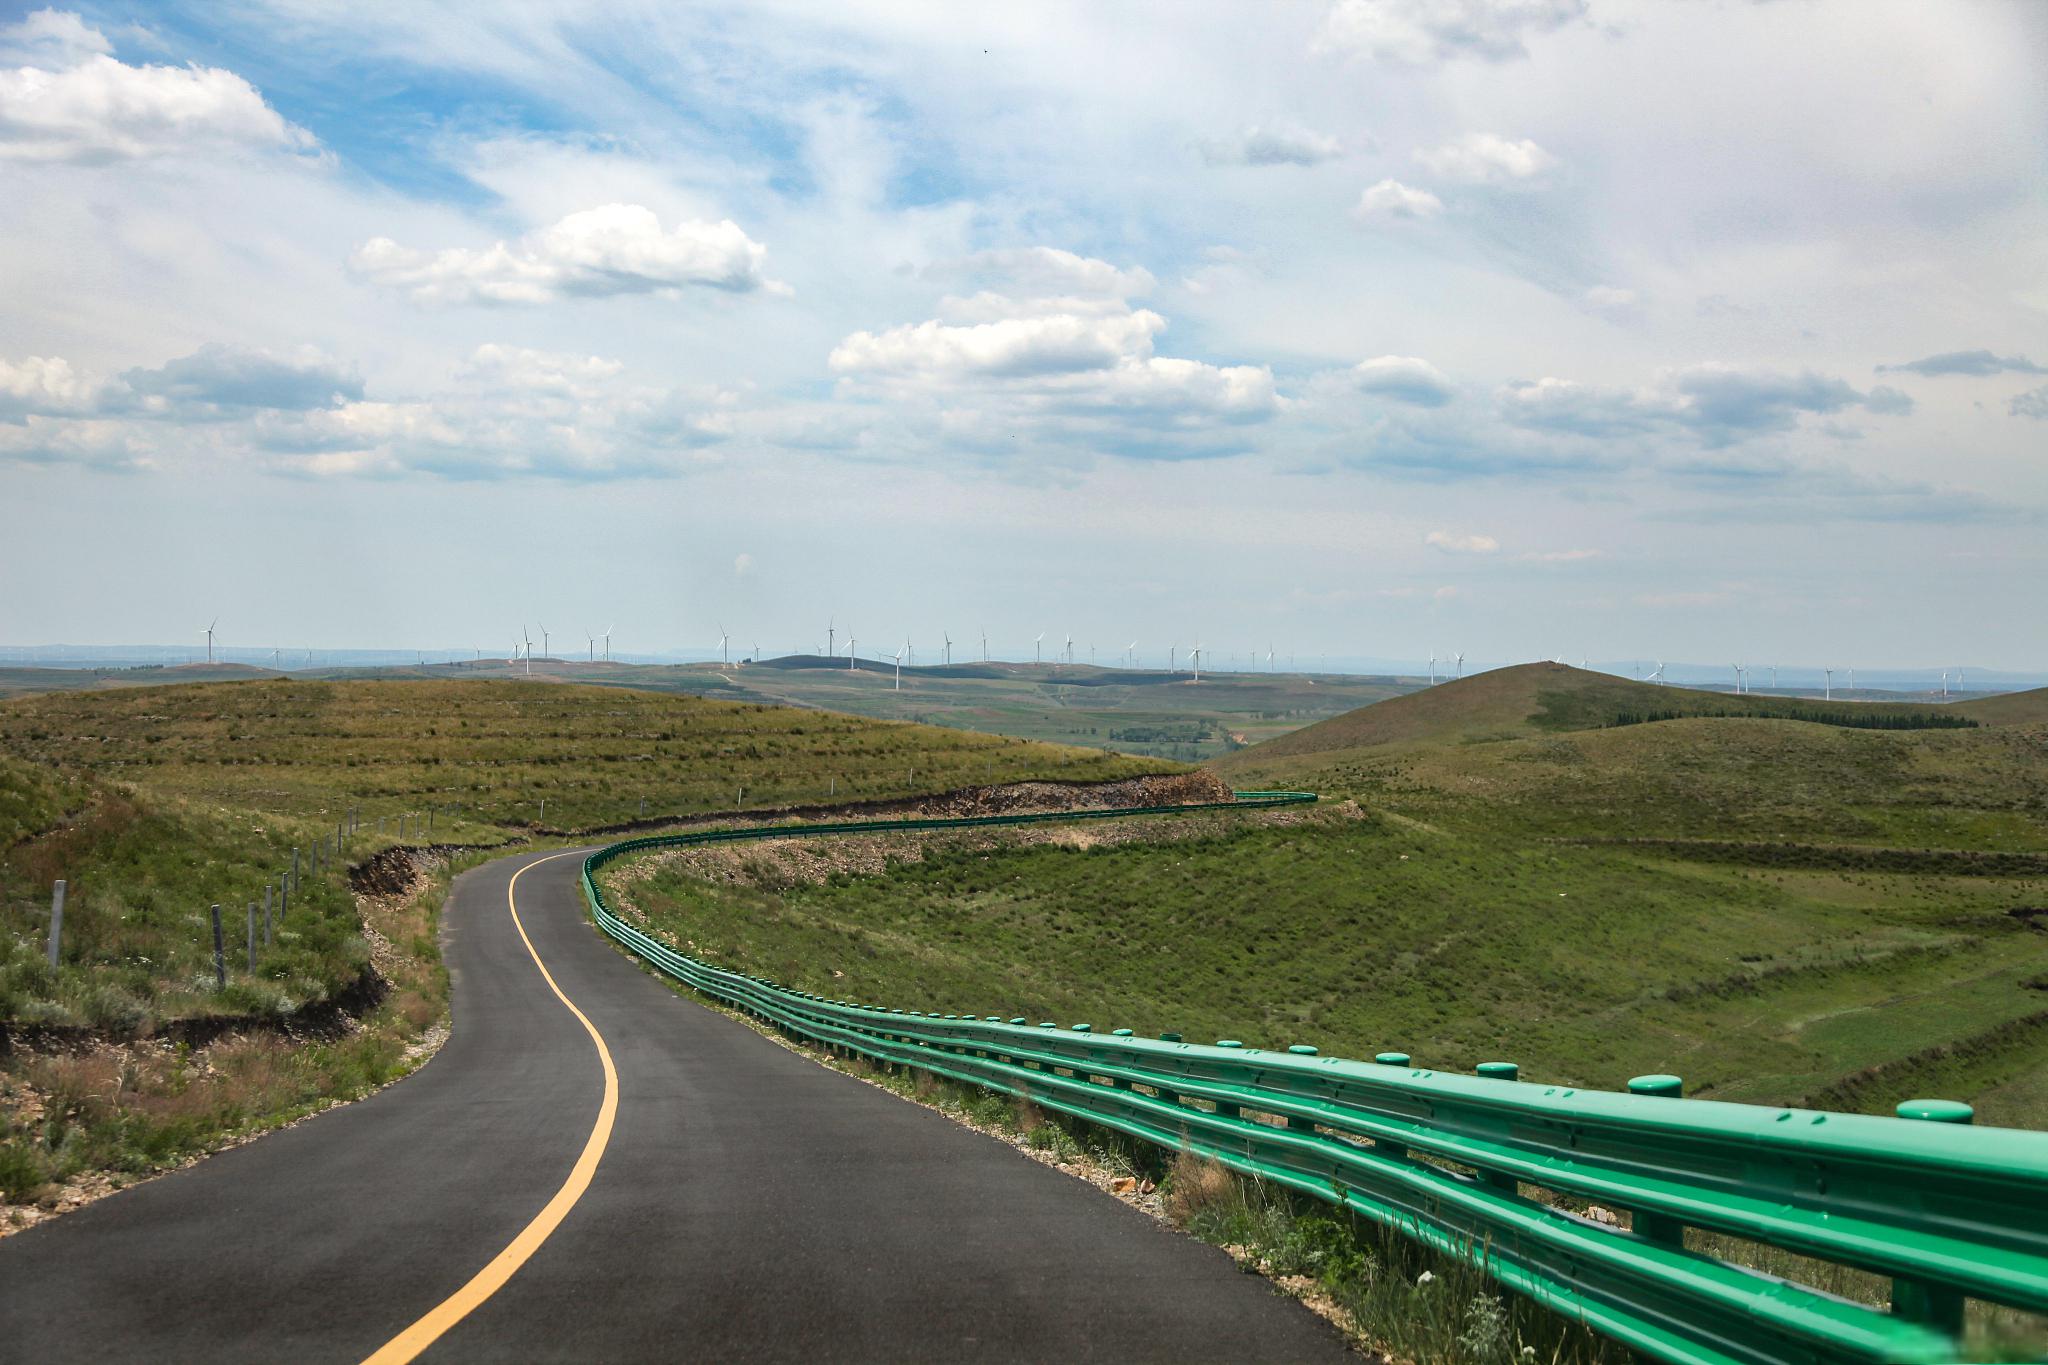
[1221,661,1980,766]
[1955,683,2048,727]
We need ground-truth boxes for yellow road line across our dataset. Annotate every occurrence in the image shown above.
[361,850,619,1365]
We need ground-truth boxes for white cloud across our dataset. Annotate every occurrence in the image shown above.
[1581,286,1642,320]
[1350,355,1454,406]
[1414,132,1556,183]
[1498,365,1913,445]
[1201,124,1345,167]
[830,275,1279,460]
[0,354,96,418]
[1353,178,1443,222]
[1523,548,1602,562]
[733,552,753,577]
[1315,0,1588,65]
[0,10,110,65]
[0,12,314,164]
[350,204,785,306]
[830,311,1168,379]
[1426,529,1499,553]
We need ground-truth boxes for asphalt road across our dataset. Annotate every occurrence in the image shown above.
[0,847,1354,1363]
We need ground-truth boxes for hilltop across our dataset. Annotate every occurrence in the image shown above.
[1220,661,1977,767]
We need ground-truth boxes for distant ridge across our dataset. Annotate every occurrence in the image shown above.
[1954,684,2048,727]
[1222,661,1979,765]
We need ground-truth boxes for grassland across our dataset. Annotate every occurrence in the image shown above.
[608,664,2048,1128]
[1,657,1416,762]
[1,676,1161,1213]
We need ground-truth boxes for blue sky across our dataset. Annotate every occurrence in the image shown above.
[2,0,2045,670]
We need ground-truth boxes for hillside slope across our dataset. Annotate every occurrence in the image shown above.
[1956,684,2048,727]
[1222,661,1975,767]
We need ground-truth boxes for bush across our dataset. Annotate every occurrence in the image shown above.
[76,984,147,1035]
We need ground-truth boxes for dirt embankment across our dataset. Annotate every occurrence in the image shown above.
[604,780,1348,907]
[559,770,1236,839]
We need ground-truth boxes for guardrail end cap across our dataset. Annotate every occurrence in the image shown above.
[1896,1098,1974,1124]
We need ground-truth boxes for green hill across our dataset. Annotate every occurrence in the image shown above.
[1222,661,1976,768]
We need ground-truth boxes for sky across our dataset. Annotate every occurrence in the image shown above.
[2,0,2045,671]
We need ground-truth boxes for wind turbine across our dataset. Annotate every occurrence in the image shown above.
[603,623,614,661]
[892,644,905,691]
[204,617,218,664]
[1190,641,1203,682]
[271,647,281,668]
[1429,652,1437,685]
[1064,632,1073,666]
[1823,667,1833,701]
[1847,667,1855,694]
[943,630,952,666]
[905,634,914,668]
[587,629,596,662]
[1455,651,1465,680]
[1127,640,1138,669]
[1940,669,1949,699]
[827,616,835,662]
[1034,632,1044,665]
[1169,642,1178,672]
[1267,644,1275,672]
[1731,663,1743,694]
[847,633,857,671]
[539,625,549,660]
[522,626,533,676]
[979,627,989,663]
[716,623,730,667]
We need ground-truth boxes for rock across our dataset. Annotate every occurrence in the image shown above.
[1584,1205,1620,1225]
[1110,1176,1138,1194]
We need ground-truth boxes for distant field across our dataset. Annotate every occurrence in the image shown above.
[0,658,1423,761]
[612,664,2048,1128]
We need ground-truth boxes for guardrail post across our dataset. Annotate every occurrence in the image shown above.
[1625,1076,1687,1242]
[1889,1099,1972,1338]
[1478,1063,1522,1189]
[46,880,65,970]
[1372,1054,1412,1158]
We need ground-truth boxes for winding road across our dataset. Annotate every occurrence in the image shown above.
[0,847,1353,1362]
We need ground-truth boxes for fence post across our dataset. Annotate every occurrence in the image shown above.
[210,904,227,989]
[246,903,256,972]
[292,845,301,887]
[47,880,66,970]
[280,874,289,921]
[264,883,273,945]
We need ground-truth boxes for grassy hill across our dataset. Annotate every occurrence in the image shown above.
[610,660,2048,1133]
[1236,661,1979,763]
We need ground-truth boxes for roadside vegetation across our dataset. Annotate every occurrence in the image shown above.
[1,676,1159,1218]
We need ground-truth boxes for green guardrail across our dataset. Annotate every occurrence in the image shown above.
[578,791,2048,1365]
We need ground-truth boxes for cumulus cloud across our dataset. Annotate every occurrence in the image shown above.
[830,268,1278,460]
[1414,132,1555,182]
[1349,355,1454,406]
[350,204,784,306]
[0,355,97,420]
[1354,179,1443,221]
[0,11,315,163]
[1426,530,1498,553]
[0,341,738,479]
[2011,386,2048,420]
[1315,0,1587,65]
[119,344,362,415]
[1877,349,2045,378]
[1499,364,1914,446]
[1200,123,1345,167]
